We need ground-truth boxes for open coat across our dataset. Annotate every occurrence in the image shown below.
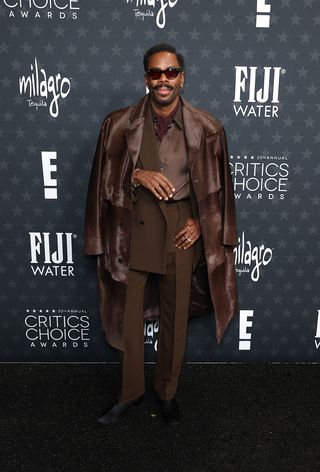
[84,94,239,351]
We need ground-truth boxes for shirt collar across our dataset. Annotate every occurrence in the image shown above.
[150,97,184,130]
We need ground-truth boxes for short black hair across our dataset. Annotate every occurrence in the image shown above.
[143,43,185,72]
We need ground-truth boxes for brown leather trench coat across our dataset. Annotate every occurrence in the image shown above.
[84,94,239,351]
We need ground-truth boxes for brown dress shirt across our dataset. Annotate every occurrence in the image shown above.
[151,99,190,201]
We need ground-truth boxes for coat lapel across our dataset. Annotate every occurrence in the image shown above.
[124,118,144,168]
[180,97,202,172]
[124,95,149,167]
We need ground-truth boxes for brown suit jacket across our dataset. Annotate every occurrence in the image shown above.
[129,97,201,273]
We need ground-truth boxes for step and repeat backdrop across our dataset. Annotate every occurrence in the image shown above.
[0,0,319,362]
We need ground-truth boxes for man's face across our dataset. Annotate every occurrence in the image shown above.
[144,51,184,107]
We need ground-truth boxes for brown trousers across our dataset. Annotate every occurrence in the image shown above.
[119,200,194,402]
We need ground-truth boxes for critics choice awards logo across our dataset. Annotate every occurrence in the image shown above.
[234,232,273,282]
[233,66,286,118]
[230,154,289,201]
[19,58,71,118]
[3,0,79,19]
[29,232,76,277]
[125,0,178,29]
[25,309,90,348]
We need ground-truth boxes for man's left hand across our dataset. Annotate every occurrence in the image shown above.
[173,217,201,249]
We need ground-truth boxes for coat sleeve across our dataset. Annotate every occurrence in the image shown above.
[84,117,111,256]
[219,126,238,246]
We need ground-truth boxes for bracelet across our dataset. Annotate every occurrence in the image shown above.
[132,168,141,188]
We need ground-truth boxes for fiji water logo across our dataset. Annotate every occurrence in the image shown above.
[126,0,178,29]
[234,231,273,282]
[233,66,285,118]
[29,232,76,277]
[18,58,71,118]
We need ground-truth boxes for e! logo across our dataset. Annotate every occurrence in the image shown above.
[41,151,57,199]
[256,0,271,28]
[239,310,254,350]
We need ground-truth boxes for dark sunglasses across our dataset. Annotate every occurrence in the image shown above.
[145,67,182,80]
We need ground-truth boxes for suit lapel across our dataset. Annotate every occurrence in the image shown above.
[125,94,166,219]
[140,99,167,218]
[138,100,161,172]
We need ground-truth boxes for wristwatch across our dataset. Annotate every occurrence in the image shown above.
[132,168,141,188]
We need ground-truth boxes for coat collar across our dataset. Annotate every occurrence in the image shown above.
[124,96,148,167]
[128,94,149,122]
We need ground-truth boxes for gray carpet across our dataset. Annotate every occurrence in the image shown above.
[0,364,319,471]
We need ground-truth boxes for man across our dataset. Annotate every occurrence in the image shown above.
[84,43,238,425]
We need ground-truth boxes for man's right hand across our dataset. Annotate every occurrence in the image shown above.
[134,170,175,201]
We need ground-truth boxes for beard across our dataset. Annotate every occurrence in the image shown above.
[149,83,180,107]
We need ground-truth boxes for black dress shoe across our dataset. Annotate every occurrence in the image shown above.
[97,394,144,425]
[159,398,180,425]
[152,389,180,425]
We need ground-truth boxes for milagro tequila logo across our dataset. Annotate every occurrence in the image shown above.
[19,58,71,118]
[29,232,76,277]
[126,0,178,29]
[144,320,159,351]
[234,231,273,282]
[233,66,286,118]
